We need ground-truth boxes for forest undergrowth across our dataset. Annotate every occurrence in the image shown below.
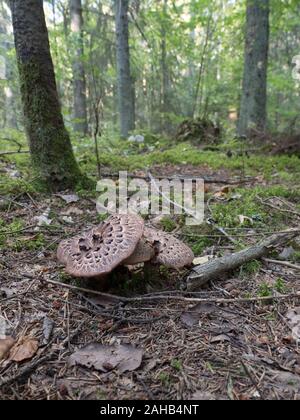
[0,131,300,400]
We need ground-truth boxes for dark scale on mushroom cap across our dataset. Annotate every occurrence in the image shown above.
[144,227,194,269]
[57,214,144,278]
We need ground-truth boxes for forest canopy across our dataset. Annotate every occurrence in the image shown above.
[1,0,300,138]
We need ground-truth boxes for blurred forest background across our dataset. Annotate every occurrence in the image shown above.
[1,0,299,141]
[1,1,300,401]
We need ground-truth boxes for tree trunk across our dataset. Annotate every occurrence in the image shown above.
[160,0,171,131]
[0,2,18,129]
[238,0,270,137]
[69,0,88,136]
[115,0,135,138]
[10,0,81,190]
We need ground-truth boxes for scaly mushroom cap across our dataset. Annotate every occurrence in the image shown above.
[123,237,155,265]
[144,227,194,269]
[57,214,144,278]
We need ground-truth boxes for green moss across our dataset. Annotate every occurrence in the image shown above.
[171,359,182,371]
[211,185,299,229]
[274,278,288,294]
[18,60,82,191]
[258,282,273,298]
[160,216,177,232]
[12,233,46,252]
[0,219,25,249]
[190,238,212,255]
[240,260,262,276]
[291,251,300,263]
[158,372,171,386]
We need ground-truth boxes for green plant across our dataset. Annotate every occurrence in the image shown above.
[160,216,177,232]
[171,358,182,371]
[274,278,288,294]
[258,282,273,298]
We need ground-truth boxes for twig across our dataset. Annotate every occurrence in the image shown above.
[0,354,54,388]
[263,258,300,271]
[0,196,32,210]
[0,150,29,156]
[43,277,300,304]
[0,321,86,388]
[257,195,300,218]
[0,137,24,152]
[100,171,257,185]
[240,361,264,400]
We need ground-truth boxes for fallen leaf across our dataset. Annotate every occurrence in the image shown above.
[9,337,39,362]
[0,287,18,298]
[270,370,300,392]
[193,255,210,265]
[181,303,216,327]
[86,295,120,309]
[0,337,15,360]
[286,308,300,342]
[68,343,143,373]
[257,335,270,345]
[57,194,80,204]
[279,246,295,260]
[211,334,231,343]
[213,185,231,199]
[63,206,84,216]
[33,207,52,229]
[191,391,216,400]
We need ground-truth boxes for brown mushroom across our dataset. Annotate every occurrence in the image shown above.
[144,226,194,269]
[57,214,144,278]
[123,237,155,265]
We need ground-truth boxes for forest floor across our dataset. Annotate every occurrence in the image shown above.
[0,132,300,400]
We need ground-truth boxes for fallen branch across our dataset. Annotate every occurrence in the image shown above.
[257,195,300,218]
[0,150,29,157]
[186,229,300,291]
[263,258,300,271]
[99,171,257,185]
[0,137,24,152]
[43,277,300,304]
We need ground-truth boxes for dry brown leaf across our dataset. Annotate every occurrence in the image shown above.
[9,337,39,362]
[68,343,143,373]
[181,302,216,327]
[211,334,231,343]
[213,185,231,199]
[0,337,15,361]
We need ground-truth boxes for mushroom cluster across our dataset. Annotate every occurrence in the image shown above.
[57,214,194,278]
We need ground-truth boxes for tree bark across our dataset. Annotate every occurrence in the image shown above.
[187,229,299,291]
[69,0,88,136]
[115,0,135,138]
[160,0,171,131]
[0,2,18,129]
[10,0,81,190]
[237,0,270,137]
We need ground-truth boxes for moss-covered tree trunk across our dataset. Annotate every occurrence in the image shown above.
[115,0,135,138]
[10,0,81,190]
[237,0,270,137]
[69,0,88,136]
